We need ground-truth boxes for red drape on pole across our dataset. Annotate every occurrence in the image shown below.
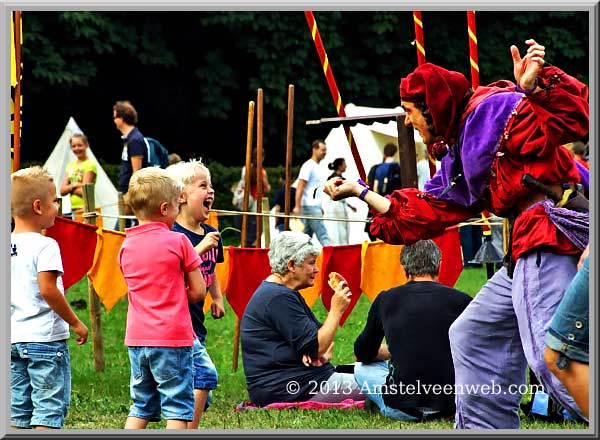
[44,216,98,290]
[225,247,271,319]
[320,244,363,326]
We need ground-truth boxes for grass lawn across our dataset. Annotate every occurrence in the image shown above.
[63,266,585,430]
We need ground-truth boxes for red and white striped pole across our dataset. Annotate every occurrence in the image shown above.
[304,11,366,181]
[467,11,480,89]
[412,11,426,66]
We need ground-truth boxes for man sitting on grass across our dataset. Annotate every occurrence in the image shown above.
[354,240,471,421]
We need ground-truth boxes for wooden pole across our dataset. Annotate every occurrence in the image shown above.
[12,11,22,172]
[82,183,105,372]
[233,101,255,372]
[256,89,264,247]
[117,192,126,232]
[241,101,255,249]
[284,84,294,231]
[396,116,418,189]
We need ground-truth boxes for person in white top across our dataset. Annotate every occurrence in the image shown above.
[293,140,331,245]
[11,166,88,429]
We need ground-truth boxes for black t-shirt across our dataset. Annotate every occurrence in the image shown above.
[172,222,224,343]
[118,126,148,193]
[354,281,471,415]
[241,280,335,406]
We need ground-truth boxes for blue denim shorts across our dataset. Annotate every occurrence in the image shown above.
[192,338,218,391]
[127,346,194,422]
[11,340,71,429]
[545,256,589,366]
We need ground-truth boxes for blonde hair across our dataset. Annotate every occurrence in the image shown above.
[125,167,183,219]
[165,159,211,188]
[11,166,55,218]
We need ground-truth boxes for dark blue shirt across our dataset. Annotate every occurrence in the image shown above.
[172,222,224,343]
[240,280,334,406]
[118,127,148,193]
[273,186,296,227]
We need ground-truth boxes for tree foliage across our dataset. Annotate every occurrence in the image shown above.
[20,11,589,166]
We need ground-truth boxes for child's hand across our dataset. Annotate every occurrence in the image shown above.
[211,297,225,319]
[71,320,89,345]
[196,232,220,256]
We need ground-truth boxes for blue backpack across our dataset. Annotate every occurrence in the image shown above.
[144,137,169,169]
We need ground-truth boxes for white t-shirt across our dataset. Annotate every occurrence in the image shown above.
[297,159,326,208]
[11,232,69,343]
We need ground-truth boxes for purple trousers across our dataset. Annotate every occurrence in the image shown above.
[449,251,581,428]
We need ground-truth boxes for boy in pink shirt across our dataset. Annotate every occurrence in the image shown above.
[118,167,206,429]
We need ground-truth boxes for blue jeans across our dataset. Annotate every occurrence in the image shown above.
[300,206,330,246]
[11,340,71,428]
[192,338,218,391]
[127,346,194,422]
[354,361,430,421]
[545,256,589,366]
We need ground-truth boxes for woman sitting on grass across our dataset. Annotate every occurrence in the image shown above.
[240,231,365,406]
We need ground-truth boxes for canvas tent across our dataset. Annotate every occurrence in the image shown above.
[43,117,119,220]
[316,103,424,244]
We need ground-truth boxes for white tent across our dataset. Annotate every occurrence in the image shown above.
[43,117,119,220]
[317,103,423,244]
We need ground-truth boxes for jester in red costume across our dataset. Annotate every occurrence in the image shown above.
[325,39,589,428]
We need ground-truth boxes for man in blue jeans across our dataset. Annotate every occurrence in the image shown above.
[544,244,589,420]
[293,140,330,246]
[353,240,471,421]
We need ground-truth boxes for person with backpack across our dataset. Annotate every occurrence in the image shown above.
[113,100,148,227]
[364,143,401,240]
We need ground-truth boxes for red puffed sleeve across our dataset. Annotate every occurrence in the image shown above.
[505,66,589,158]
[369,188,476,245]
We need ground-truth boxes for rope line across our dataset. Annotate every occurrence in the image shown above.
[84,209,504,228]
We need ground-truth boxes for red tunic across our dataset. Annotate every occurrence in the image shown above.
[371,66,589,261]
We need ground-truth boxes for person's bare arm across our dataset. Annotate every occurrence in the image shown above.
[71,171,97,197]
[293,179,307,214]
[375,344,390,361]
[130,156,144,173]
[323,177,391,214]
[316,283,351,357]
[59,174,71,196]
[262,170,271,194]
[185,267,206,303]
[38,271,88,344]
[209,276,225,319]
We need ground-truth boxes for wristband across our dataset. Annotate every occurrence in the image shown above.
[357,178,369,201]
[515,77,539,95]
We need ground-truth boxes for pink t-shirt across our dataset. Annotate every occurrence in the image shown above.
[118,222,201,347]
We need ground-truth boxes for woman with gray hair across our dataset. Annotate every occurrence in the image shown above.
[240,231,365,406]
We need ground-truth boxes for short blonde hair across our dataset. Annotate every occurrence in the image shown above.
[125,167,183,219]
[11,166,55,218]
[165,159,211,188]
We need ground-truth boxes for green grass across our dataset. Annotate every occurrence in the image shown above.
[63,267,585,430]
